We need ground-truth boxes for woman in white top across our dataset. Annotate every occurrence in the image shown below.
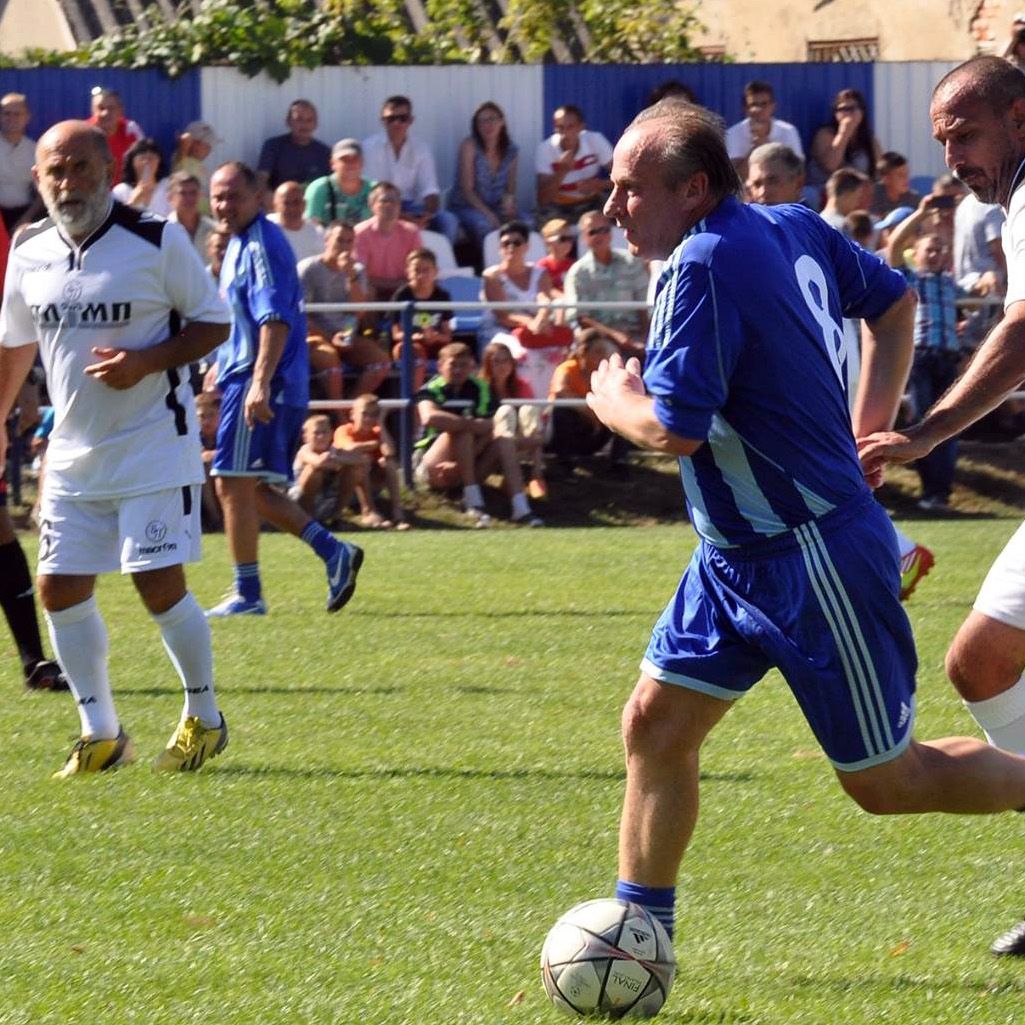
[111,137,171,217]
[482,219,571,400]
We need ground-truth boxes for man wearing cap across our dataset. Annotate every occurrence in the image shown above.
[173,120,220,214]
[86,87,143,185]
[304,139,375,227]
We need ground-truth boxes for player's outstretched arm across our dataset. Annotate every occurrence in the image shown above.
[84,320,229,391]
[587,353,700,457]
[853,287,916,438]
[0,342,40,472]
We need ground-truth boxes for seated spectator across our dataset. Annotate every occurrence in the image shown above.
[537,218,577,296]
[870,151,921,218]
[206,226,230,281]
[548,331,629,476]
[361,95,459,244]
[298,221,388,399]
[645,80,698,108]
[305,138,375,227]
[746,143,805,206]
[843,210,876,250]
[257,99,331,193]
[171,120,220,214]
[389,247,453,392]
[354,182,423,299]
[87,86,143,185]
[725,81,804,181]
[112,137,171,216]
[268,181,325,263]
[290,413,374,526]
[414,342,542,527]
[808,88,881,190]
[564,211,649,360]
[449,101,519,255]
[333,393,410,529]
[479,340,546,499]
[0,93,41,231]
[195,391,223,532]
[820,168,873,230]
[535,104,613,224]
[168,171,216,259]
[885,220,964,511]
[482,219,572,401]
[873,205,915,254]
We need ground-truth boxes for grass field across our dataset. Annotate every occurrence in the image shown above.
[4,517,1025,1024]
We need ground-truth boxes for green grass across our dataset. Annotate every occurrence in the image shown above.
[4,519,1025,1024]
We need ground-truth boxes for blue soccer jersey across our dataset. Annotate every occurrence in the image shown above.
[645,197,908,548]
[215,213,309,407]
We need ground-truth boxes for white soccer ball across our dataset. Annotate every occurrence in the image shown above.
[540,898,676,1019]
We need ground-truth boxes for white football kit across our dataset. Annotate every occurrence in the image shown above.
[0,200,229,573]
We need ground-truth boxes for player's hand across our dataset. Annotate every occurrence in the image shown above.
[244,382,274,428]
[857,428,933,483]
[587,353,644,428]
[84,347,152,389]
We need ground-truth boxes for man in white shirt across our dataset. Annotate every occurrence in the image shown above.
[535,103,613,224]
[267,180,324,263]
[0,93,41,231]
[167,171,216,261]
[725,81,804,182]
[361,95,458,243]
[0,121,231,778]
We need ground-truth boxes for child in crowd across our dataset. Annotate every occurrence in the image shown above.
[390,247,453,392]
[195,391,223,531]
[290,413,376,526]
[333,394,410,530]
[536,217,576,296]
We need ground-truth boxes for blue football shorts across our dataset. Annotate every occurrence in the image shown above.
[210,376,306,486]
[641,492,917,771]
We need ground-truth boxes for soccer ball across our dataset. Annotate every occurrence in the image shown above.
[540,898,676,1018]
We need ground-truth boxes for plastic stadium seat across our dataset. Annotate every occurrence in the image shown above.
[441,274,485,340]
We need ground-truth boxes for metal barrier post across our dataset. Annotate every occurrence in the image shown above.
[399,301,416,488]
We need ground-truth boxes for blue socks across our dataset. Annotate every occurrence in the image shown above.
[300,520,340,563]
[235,562,261,603]
[616,880,675,939]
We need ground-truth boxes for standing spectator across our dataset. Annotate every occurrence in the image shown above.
[819,168,873,231]
[954,191,1006,297]
[0,93,41,231]
[304,139,375,227]
[299,221,388,400]
[354,182,423,299]
[745,143,805,206]
[267,180,324,263]
[725,81,804,181]
[535,104,613,224]
[389,247,453,392]
[886,202,964,511]
[112,137,171,216]
[808,88,882,189]
[871,152,921,218]
[206,161,363,618]
[537,218,577,295]
[361,95,458,244]
[168,171,216,260]
[449,101,519,255]
[565,211,649,360]
[86,87,143,186]
[257,99,331,193]
[414,342,542,527]
[171,120,220,214]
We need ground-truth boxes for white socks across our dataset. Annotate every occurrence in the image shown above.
[965,676,1025,755]
[46,596,119,740]
[153,592,220,727]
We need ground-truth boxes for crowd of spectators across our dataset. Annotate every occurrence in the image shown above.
[5,37,1024,529]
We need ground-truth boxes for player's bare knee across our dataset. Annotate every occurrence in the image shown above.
[945,622,1022,701]
[621,681,704,761]
[838,774,905,815]
[837,748,924,815]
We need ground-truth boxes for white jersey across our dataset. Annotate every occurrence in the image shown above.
[1003,182,1025,312]
[0,201,230,499]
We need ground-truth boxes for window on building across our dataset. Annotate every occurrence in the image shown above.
[807,38,880,61]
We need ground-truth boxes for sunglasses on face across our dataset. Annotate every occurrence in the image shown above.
[835,104,860,114]
[477,114,502,125]
[586,226,611,237]
[547,235,574,243]
[383,113,410,124]
[500,237,526,248]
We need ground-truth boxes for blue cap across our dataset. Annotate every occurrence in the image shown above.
[874,205,915,231]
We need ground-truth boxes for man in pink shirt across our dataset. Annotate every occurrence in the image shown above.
[354,182,422,299]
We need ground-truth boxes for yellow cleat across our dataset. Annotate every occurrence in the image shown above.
[52,729,136,779]
[153,714,228,773]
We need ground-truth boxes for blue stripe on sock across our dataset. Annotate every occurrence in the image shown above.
[616,879,675,939]
[300,521,339,562]
[234,562,261,602]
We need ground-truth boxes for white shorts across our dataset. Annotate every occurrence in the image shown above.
[37,486,202,577]
[974,520,1025,629]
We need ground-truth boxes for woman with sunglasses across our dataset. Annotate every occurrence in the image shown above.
[808,88,882,191]
[537,217,577,297]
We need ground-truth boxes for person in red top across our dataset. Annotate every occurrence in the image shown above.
[333,393,409,529]
[87,88,143,186]
[536,217,576,296]
[354,181,422,299]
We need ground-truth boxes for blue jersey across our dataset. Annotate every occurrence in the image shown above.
[645,197,907,548]
[215,213,309,407]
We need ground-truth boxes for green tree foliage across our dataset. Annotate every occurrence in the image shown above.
[0,0,707,79]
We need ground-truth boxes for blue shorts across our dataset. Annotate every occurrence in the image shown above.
[642,493,917,771]
[210,376,305,486]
